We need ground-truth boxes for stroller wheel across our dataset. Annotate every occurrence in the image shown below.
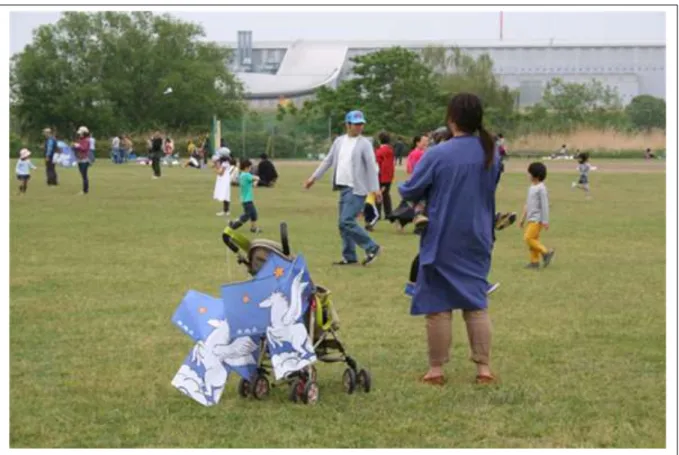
[237,378,251,398]
[289,378,305,403]
[357,368,372,393]
[253,375,270,400]
[342,368,357,394]
[302,381,320,405]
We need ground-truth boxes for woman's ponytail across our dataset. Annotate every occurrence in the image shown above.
[478,126,495,169]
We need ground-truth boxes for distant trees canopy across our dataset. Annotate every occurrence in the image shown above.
[10,11,245,138]
[625,95,666,131]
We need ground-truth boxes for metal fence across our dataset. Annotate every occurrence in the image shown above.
[218,115,335,160]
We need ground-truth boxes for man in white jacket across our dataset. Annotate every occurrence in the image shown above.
[304,110,382,266]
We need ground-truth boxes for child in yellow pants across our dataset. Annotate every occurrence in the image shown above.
[520,162,555,269]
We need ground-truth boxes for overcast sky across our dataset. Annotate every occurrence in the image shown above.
[10,10,666,55]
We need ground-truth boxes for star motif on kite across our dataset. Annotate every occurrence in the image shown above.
[198,307,207,314]
[274,267,285,278]
[242,294,250,304]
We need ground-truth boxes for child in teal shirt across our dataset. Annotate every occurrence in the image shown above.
[229,159,262,233]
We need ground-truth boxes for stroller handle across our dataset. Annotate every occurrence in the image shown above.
[279,222,290,256]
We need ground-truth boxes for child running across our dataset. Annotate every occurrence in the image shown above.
[572,152,592,199]
[212,153,232,216]
[15,149,37,195]
[520,162,555,269]
[363,192,379,231]
[228,159,262,233]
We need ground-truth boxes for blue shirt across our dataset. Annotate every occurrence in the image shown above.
[239,172,254,203]
[45,136,57,160]
[16,159,37,176]
[399,136,501,314]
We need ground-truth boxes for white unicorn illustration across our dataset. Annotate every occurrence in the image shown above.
[171,318,258,406]
[259,269,316,379]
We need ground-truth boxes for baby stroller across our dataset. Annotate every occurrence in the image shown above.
[222,222,372,404]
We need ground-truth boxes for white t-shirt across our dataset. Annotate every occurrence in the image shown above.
[335,136,358,187]
[112,137,120,148]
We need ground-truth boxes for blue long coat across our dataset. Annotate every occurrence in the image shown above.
[398,136,501,314]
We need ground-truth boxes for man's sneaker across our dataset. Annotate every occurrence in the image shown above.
[542,249,555,268]
[525,263,540,270]
[250,227,262,234]
[487,282,500,295]
[216,211,225,216]
[332,259,358,266]
[362,246,381,266]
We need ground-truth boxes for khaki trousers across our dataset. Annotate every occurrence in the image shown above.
[425,310,492,367]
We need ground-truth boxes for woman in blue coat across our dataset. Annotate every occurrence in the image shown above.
[399,93,501,386]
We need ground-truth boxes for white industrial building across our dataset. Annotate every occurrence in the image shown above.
[227,32,666,109]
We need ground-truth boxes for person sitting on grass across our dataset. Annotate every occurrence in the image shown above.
[184,140,203,169]
[256,153,279,187]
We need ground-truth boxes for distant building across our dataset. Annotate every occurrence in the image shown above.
[226,37,666,109]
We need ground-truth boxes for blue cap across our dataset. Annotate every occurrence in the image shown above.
[345,110,366,124]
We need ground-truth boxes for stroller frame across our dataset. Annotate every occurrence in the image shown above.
[222,222,371,405]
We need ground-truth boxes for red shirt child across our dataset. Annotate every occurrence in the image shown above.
[375,144,395,184]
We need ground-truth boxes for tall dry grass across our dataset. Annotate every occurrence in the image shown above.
[511,128,666,151]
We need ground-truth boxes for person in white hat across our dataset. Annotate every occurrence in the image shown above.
[15,148,37,195]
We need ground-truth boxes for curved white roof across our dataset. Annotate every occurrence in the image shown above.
[228,38,665,50]
[233,38,665,98]
[236,40,347,99]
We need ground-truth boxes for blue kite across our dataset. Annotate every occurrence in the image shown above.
[171,254,317,406]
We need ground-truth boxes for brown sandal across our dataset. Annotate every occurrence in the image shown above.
[475,374,497,385]
[420,375,445,386]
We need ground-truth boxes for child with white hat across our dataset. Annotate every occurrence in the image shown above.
[15,149,37,195]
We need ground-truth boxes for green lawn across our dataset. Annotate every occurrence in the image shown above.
[10,159,666,448]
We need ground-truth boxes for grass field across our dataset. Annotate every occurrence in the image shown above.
[9,158,666,448]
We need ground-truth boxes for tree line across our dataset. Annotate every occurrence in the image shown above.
[280,46,666,140]
[10,11,666,156]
